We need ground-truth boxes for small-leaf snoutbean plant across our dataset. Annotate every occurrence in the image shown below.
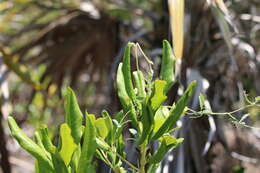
[8,40,196,173]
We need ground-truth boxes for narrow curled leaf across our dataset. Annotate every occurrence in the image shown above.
[160,40,176,92]
[34,131,52,162]
[65,87,83,144]
[8,116,53,171]
[152,81,196,140]
[77,114,97,173]
[117,63,131,108]
[59,123,78,166]
[133,70,146,99]
[122,42,136,101]
[38,125,54,152]
[116,55,138,127]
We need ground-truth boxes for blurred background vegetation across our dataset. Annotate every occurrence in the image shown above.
[0,0,259,173]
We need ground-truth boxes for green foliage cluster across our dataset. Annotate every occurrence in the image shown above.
[8,40,196,173]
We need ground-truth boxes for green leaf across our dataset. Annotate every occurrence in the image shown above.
[149,136,183,164]
[7,116,54,172]
[163,136,184,148]
[255,96,260,102]
[147,163,160,173]
[160,40,176,92]
[34,131,52,161]
[77,114,97,173]
[138,103,153,145]
[152,81,196,140]
[150,80,167,111]
[116,63,131,108]
[96,138,110,151]
[95,116,112,139]
[133,70,146,100]
[148,139,167,164]
[37,126,69,173]
[153,106,170,134]
[49,146,69,173]
[37,125,55,153]
[122,42,136,101]
[199,94,205,110]
[65,87,83,144]
[116,63,138,128]
[59,123,78,166]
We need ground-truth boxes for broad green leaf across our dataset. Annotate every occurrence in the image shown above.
[65,88,83,144]
[153,106,170,134]
[59,123,78,166]
[152,81,196,140]
[163,136,184,148]
[95,116,112,139]
[8,116,54,171]
[160,40,176,92]
[77,114,97,173]
[154,106,170,120]
[150,80,167,111]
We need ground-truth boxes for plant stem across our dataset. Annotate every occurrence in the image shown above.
[114,152,139,172]
[0,111,11,173]
[139,143,147,173]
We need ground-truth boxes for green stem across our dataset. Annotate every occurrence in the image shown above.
[114,152,139,172]
[139,143,147,173]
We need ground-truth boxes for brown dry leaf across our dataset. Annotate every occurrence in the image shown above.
[168,0,184,59]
